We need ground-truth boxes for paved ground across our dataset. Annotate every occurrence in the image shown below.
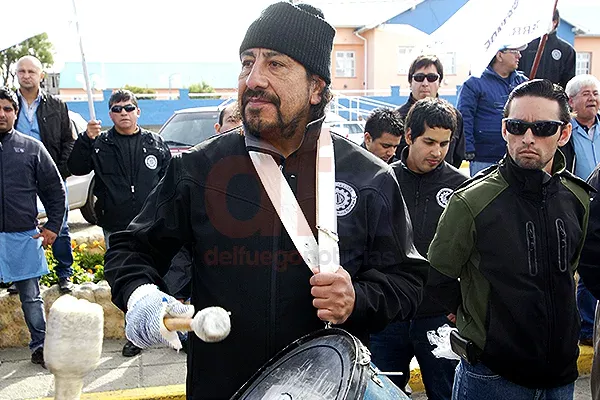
[0,339,186,400]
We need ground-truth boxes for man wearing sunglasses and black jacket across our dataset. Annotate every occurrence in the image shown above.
[429,80,593,400]
[68,89,171,356]
[395,55,465,169]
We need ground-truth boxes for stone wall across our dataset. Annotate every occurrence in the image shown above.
[0,281,125,348]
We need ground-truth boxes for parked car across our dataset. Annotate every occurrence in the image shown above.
[324,112,365,145]
[159,106,220,154]
[37,111,97,224]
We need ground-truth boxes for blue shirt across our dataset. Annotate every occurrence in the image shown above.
[16,91,42,141]
[571,115,600,180]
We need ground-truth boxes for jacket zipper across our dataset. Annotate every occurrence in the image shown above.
[541,186,555,365]
[555,219,568,273]
[525,221,538,276]
[104,136,135,202]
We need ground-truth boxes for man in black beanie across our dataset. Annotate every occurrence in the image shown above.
[104,2,427,398]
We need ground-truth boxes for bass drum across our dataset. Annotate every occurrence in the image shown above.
[230,328,409,400]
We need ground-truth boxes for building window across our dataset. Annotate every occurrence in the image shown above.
[398,46,415,74]
[439,52,457,75]
[576,52,591,75]
[335,51,356,78]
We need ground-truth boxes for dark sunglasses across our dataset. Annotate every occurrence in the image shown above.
[412,73,440,83]
[110,104,137,113]
[503,119,564,137]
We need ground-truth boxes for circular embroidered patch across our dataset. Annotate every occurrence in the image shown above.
[551,49,562,61]
[436,188,454,208]
[335,182,358,217]
[145,154,158,170]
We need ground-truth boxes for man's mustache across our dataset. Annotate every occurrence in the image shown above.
[241,90,280,108]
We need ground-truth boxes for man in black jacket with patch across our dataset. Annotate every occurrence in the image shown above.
[395,55,465,168]
[371,98,467,399]
[14,55,75,294]
[519,9,576,89]
[68,89,171,357]
[102,3,428,399]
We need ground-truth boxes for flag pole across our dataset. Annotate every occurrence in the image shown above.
[71,0,96,121]
[529,0,559,80]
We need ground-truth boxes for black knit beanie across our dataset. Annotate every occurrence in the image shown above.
[240,2,335,84]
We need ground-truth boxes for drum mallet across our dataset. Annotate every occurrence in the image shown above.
[45,295,104,400]
[164,306,231,343]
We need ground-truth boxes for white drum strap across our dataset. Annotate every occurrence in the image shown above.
[249,128,339,273]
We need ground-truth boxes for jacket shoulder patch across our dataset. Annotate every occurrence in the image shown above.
[335,181,358,217]
[436,188,454,208]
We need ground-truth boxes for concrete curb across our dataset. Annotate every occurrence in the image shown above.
[40,385,186,400]
[38,346,592,399]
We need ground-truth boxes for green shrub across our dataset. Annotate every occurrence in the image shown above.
[40,240,105,287]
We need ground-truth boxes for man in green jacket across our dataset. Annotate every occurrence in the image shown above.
[429,79,592,400]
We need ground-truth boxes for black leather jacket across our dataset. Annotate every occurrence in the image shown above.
[15,91,74,179]
[104,119,428,399]
[67,127,170,231]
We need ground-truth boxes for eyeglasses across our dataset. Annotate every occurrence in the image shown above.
[412,73,440,83]
[502,49,521,54]
[110,104,137,113]
[503,119,564,137]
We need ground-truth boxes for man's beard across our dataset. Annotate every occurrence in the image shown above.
[241,89,308,141]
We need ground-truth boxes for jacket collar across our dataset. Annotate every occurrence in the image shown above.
[499,151,567,197]
[0,128,15,143]
[244,116,324,160]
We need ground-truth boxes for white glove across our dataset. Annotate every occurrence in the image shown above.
[125,284,194,350]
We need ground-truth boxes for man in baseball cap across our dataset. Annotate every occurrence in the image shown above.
[104,3,427,398]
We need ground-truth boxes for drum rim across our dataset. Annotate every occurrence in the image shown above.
[230,328,369,399]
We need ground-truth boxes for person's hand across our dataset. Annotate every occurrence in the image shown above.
[86,120,102,140]
[310,266,355,325]
[447,313,457,324]
[125,284,195,350]
[32,227,57,247]
[465,152,476,161]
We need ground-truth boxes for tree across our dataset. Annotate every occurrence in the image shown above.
[0,33,54,86]
[188,81,216,94]
[123,84,156,95]
[188,81,220,99]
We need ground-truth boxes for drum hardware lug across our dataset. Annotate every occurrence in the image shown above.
[369,365,384,388]
[357,343,371,366]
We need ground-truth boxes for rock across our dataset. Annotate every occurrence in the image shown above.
[0,281,126,349]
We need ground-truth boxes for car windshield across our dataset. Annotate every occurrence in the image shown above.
[160,111,219,147]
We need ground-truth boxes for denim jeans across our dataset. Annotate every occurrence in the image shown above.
[469,161,496,177]
[51,182,73,279]
[453,360,574,400]
[370,315,458,400]
[577,277,597,340]
[14,277,46,351]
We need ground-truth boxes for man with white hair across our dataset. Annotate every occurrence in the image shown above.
[563,74,600,348]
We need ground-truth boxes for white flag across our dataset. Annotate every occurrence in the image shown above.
[429,0,556,77]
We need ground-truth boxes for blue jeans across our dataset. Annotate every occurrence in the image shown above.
[51,182,73,279]
[453,360,574,400]
[370,315,458,400]
[469,161,496,177]
[14,277,46,351]
[577,277,597,340]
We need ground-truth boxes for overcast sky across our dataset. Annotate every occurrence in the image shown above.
[46,0,600,70]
